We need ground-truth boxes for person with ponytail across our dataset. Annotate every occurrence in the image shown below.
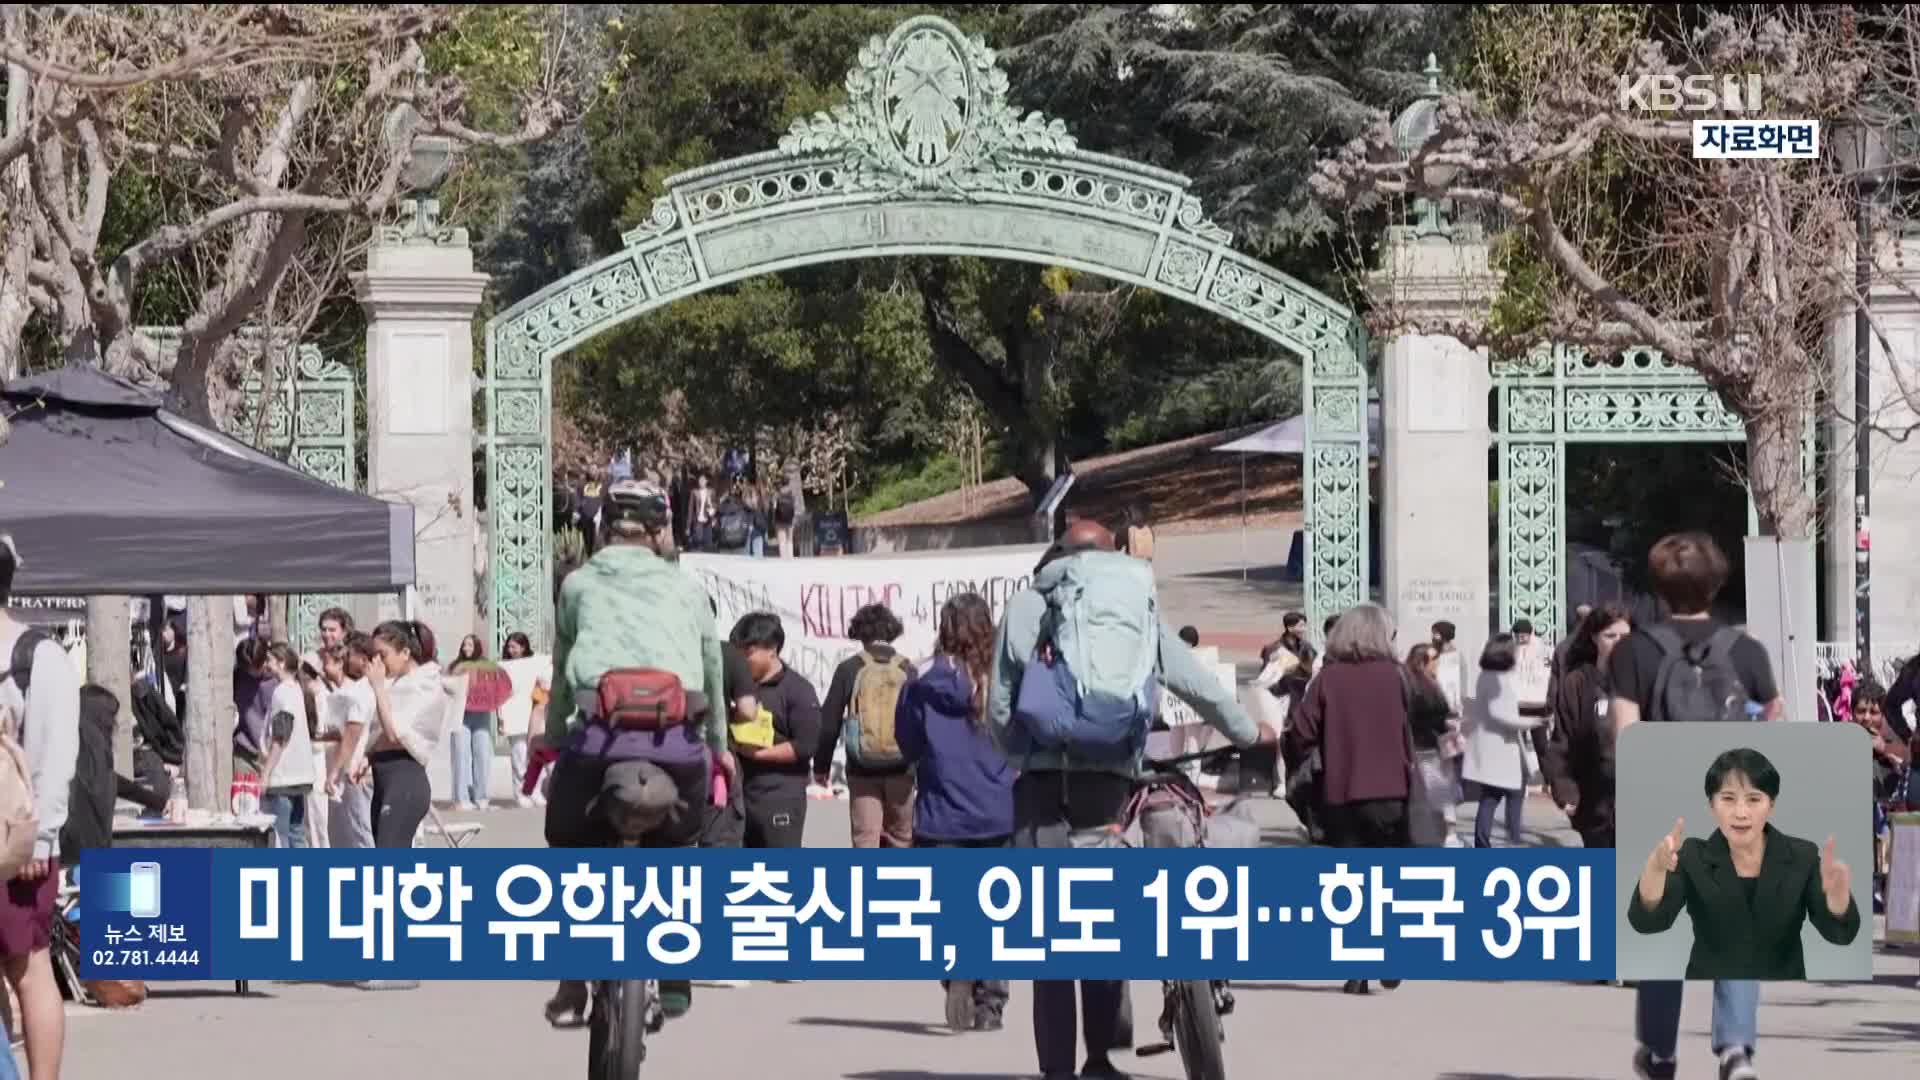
[259,643,319,849]
[351,621,449,849]
[895,592,1015,1032]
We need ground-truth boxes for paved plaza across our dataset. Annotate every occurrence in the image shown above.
[58,797,1920,1079]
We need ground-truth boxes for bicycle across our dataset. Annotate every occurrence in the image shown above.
[542,682,714,1080]
[1119,743,1256,1080]
[51,870,87,1005]
[580,758,688,1080]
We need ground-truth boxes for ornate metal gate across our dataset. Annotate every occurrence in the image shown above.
[1300,328,1372,638]
[1490,342,1810,636]
[232,346,358,648]
[481,14,1365,652]
[144,328,359,649]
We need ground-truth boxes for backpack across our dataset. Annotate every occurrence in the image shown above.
[716,503,752,549]
[0,631,46,878]
[1645,625,1751,724]
[844,651,912,769]
[1012,551,1161,762]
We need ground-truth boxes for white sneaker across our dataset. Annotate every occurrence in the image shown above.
[532,791,548,808]
[1719,1049,1758,1080]
[515,794,533,809]
[703,980,753,988]
[455,801,477,812]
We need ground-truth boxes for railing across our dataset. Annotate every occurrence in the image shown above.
[1814,641,1917,684]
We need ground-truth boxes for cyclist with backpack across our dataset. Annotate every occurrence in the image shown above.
[1608,532,1782,1080]
[0,536,77,1080]
[815,603,917,848]
[988,520,1276,1080]
[542,480,731,1027]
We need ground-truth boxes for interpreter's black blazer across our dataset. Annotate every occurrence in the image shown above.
[1626,824,1862,980]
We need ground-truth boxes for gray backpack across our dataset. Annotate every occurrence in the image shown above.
[1645,625,1751,723]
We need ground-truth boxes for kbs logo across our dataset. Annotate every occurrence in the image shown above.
[1616,74,1765,113]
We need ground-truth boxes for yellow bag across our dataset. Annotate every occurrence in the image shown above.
[730,706,776,749]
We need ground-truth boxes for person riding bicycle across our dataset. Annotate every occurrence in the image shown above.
[987,520,1277,1080]
[541,479,732,1027]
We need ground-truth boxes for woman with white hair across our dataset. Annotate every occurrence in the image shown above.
[1283,603,1415,995]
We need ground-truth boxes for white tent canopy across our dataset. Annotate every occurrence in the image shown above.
[1211,402,1382,580]
[1214,402,1384,457]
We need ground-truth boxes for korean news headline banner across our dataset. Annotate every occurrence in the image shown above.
[82,849,1614,982]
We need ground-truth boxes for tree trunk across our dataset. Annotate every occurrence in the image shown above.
[269,595,291,643]
[1008,327,1068,525]
[85,598,135,776]
[915,270,1067,510]
[1745,407,1814,540]
[0,48,30,381]
[785,460,809,559]
[184,596,236,811]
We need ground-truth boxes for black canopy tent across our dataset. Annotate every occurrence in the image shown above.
[0,364,414,596]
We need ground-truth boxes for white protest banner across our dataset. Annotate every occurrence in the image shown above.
[680,546,1047,694]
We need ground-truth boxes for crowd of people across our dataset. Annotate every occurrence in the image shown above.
[560,464,785,561]
[0,500,1911,1080]
[1261,530,1911,1080]
[538,482,1275,1080]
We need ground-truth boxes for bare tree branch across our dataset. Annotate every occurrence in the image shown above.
[1313,6,1872,538]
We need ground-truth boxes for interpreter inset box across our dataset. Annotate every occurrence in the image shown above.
[1615,722,1873,981]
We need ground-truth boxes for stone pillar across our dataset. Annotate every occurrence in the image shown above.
[1824,231,1920,672]
[353,224,488,654]
[1371,231,1503,678]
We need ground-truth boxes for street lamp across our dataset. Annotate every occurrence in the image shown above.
[1391,54,1459,238]
[1830,115,1891,675]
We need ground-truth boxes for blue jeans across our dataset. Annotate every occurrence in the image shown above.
[1473,786,1525,848]
[449,712,493,805]
[263,791,309,849]
[1636,980,1760,1058]
[748,530,766,558]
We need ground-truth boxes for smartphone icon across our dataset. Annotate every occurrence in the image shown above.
[128,862,162,919]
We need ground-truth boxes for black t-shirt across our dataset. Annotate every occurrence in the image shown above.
[816,645,913,778]
[741,665,822,802]
[1606,618,1779,717]
[722,644,754,715]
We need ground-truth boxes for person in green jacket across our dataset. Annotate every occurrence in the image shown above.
[541,480,731,1026]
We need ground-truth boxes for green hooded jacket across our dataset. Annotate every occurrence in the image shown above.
[547,544,727,753]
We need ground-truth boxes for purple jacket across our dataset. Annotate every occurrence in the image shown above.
[896,657,1014,842]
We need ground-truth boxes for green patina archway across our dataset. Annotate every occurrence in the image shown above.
[481,14,1368,652]
[144,327,358,649]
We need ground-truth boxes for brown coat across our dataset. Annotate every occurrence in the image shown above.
[1284,659,1413,806]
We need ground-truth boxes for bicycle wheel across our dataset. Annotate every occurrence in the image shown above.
[608,980,651,1080]
[1171,979,1226,1080]
[587,983,611,1080]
